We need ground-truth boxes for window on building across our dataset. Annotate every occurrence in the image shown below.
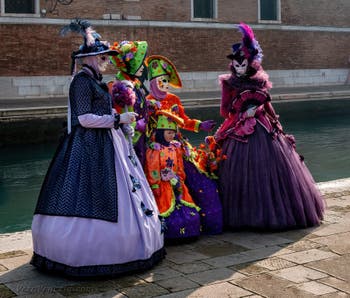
[259,0,280,22]
[1,0,39,15]
[192,0,217,20]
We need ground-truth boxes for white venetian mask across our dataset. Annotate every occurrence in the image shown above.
[233,59,248,77]
[156,75,170,92]
[97,55,109,72]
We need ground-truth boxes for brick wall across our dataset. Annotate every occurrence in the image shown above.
[0,0,349,83]
[41,0,191,21]
[40,0,350,27]
[282,0,350,27]
[219,0,257,23]
[0,23,348,77]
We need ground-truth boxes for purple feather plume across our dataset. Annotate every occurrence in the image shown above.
[238,22,255,47]
[237,22,263,63]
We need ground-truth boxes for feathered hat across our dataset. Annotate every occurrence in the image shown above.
[227,22,263,65]
[60,19,118,74]
[60,19,118,58]
[110,40,148,76]
[145,55,182,88]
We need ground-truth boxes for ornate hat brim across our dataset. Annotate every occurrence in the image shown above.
[156,109,184,128]
[74,49,118,58]
[146,55,182,88]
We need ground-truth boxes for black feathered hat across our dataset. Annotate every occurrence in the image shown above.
[60,19,118,58]
[227,23,263,65]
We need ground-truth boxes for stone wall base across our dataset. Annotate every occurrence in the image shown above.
[0,68,348,99]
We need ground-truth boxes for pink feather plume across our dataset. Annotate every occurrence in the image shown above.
[237,22,263,63]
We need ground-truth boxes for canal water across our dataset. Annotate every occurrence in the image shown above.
[0,98,349,233]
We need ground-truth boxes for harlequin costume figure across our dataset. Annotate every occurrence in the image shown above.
[145,110,201,241]
[31,20,164,278]
[215,22,325,230]
[109,40,149,166]
[146,55,223,235]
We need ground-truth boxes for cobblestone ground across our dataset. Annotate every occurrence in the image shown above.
[0,179,349,298]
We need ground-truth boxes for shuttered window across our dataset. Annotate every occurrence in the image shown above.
[193,0,216,19]
[4,0,35,14]
[260,0,280,21]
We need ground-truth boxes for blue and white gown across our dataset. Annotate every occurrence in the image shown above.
[31,68,164,277]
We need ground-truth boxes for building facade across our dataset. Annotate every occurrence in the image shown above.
[0,0,349,98]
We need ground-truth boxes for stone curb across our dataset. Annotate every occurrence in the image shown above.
[1,90,350,122]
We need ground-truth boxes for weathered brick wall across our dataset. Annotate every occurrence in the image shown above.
[282,0,350,27]
[257,30,349,70]
[138,0,190,21]
[41,0,191,21]
[219,0,257,23]
[0,24,348,76]
[1,0,349,76]
[40,0,350,27]
[40,0,109,19]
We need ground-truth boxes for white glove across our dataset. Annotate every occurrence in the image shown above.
[246,106,257,118]
[122,124,135,137]
[119,112,138,124]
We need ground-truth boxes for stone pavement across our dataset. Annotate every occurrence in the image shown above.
[0,178,349,298]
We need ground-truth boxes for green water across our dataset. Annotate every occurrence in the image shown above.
[0,99,349,233]
[185,98,350,183]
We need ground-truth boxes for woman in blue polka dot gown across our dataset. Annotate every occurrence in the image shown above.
[31,20,164,278]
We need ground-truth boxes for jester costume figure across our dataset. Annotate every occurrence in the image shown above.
[110,40,150,166]
[145,111,201,241]
[146,55,223,235]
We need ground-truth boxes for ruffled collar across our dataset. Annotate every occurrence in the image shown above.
[149,140,181,151]
[82,64,103,81]
[81,64,108,92]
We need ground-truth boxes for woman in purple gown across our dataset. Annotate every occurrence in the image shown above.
[215,23,325,231]
[31,20,164,278]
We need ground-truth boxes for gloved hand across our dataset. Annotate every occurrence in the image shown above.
[147,99,161,112]
[121,124,135,137]
[135,118,146,132]
[205,136,212,145]
[200,120,216,132]
[245,106,257,118]
[119,112,138,124]
[205,135,217,146]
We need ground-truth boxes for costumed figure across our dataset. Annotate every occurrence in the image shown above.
[145,110,201,242]
[109,40,149,166]
[146,55,223,235]
[215,22,325,230]
[31,20,164,278]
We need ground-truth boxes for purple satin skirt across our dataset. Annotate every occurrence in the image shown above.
[218,123,325,231]
[184,161,223,235]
